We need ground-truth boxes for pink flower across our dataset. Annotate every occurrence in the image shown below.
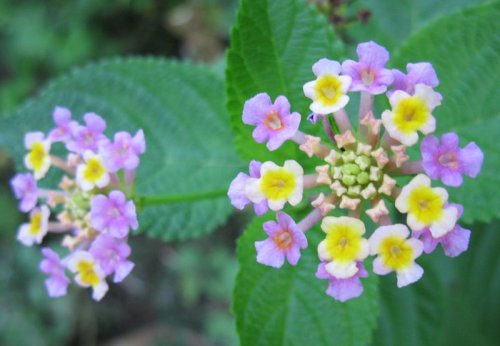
[39,248,70,297]
[389,62,440,98]
[89,234,134,283]
[316,261,368,302]
[228,160,269,215]
[341,41,394,94]
[421,132,483,187]
[242,93,301,150]
[48,106,77,142]
[255,212,307,268]
[10,173,38,212]
[90,191,138,238]
[67,112,107,154]
[413,204,471,257]
[100,130,146,173]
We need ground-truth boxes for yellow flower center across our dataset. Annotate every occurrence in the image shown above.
[273,230,293,250]
[83,158,106,183]
[264,111,283,130]
[27,142,47,171]
[315,75,343,106]
[260,169,296,201]
[379,236,414,270]
[77,260,100,286]
[29,212,42,235]
[325,225,362,262]
[407,185,444,224]
[393,96,429,133]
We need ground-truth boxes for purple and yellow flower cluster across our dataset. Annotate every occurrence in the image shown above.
[10,107,145,301]
[228,41,483,302]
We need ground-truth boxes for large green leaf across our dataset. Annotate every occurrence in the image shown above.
[391,2,500,223]
[347,0,488,51]
[371,252,447,346]
[440,220,500,346]
[226,0,343,164]
[234,216,379,346]
[371,219,500,346]
[0,58,243,240]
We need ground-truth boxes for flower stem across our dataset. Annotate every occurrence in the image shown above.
[358,92,373,121]
[333,109,352,133]
[297,207,323,232]
[322,115,337,145]
[394,160,424,175]
[303,174,319,189]
[134,189,227,209]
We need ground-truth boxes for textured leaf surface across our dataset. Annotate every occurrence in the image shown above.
[0,58,242,240]
[349,0,488,51]
[372,253,446,346]
[392,2,500,223]
[234,216,379,346]
[372,220,500,346]
[226,0,343,164]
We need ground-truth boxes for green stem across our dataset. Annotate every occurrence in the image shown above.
[134,189,227,210]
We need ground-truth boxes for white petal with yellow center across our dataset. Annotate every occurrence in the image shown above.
[245,160,303,211]
[16,205,50,246]
[24,132,51,180]
[382,85,440,146]
[76,151,110,191]
[68,251,109,301]
[303,60,352,115]
[396,174,456,235]
[319,216,368,279]
[370,224,424,287]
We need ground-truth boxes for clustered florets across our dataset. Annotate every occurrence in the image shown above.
[228,41,484,302]
[10,107,146,301]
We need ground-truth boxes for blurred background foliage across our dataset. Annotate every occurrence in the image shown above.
[0,0,498,345]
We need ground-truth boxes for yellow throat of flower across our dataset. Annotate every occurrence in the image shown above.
[408,185,444,224]
[325,225,362,262]
[379,236,414,270]
[27,142,47,171]
[29,212,42,235]
[315,75,343,106]
[393,96,429,134]
[83,158,106,183]
[77,261,100,286]
[261,169,296,201]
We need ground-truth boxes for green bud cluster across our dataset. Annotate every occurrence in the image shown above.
[329,148,384,199]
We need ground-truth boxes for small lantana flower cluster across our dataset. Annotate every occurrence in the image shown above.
[228,41,484,302]
[10,107,146,301]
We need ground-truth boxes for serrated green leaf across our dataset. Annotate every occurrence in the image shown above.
[391,2,500,223]
[0,58,243,240]
[226,0,343,164]
[234,216,379,346]
[348,0,488,51]
[371,253,447,346]
[440,220,500,345]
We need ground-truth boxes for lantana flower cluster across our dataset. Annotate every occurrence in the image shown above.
[10,107,146,301]
[228,41,483,302]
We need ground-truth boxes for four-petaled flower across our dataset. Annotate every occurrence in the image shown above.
[90,190,138,238]
[242,93,301,151]
[421,132,483,187]
[40,248,70,297]
[255,212,308,268]
[341,41,394,94]
[369,224,424,288]
[245,160,304,211]
[303,58,352,114]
